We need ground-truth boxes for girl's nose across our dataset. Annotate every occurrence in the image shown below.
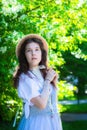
[32,50,36,55]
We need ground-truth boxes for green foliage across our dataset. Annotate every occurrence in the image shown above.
[0,99,18,121]
[57,80,77,100]
[0,0,87,121]
[60,51,87,95]
[0,91,22,121]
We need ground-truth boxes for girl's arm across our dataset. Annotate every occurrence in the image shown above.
[31,68,56,109]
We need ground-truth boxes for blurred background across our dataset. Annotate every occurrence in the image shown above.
[0,0,87,129]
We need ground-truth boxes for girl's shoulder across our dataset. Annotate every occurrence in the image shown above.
[18,73,32,90]
[19,73,27,81]
[19,72,35,85]
[19,72,31,79]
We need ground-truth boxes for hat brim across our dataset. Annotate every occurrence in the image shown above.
[16,34,48,58]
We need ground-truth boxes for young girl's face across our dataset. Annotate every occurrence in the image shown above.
[25,42,42,69]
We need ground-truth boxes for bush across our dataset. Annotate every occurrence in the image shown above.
[57,80,77,100]
[0,95,22,121]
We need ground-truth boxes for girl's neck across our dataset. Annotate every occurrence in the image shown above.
[29,66,39,71]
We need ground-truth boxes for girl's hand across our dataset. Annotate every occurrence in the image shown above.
[52,73,59,86]
[45,68,56,82]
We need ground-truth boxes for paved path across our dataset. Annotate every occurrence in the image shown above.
[61,113,87,121]
[59,99,87,121]
[59,99,87,105]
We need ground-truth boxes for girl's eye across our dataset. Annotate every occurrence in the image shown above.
[36,48,40,51]
[25,48,40,53]
[36,48,39,51]
[26,49,31,52]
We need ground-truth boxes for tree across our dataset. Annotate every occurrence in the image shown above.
[60,50,87,95]
[0,0,87,121]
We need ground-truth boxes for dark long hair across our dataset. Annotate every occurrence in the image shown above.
[13,38,48,88]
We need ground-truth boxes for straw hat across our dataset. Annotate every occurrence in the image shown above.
[16,34,48,58]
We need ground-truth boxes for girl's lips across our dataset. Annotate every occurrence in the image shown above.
[32,58,37,60]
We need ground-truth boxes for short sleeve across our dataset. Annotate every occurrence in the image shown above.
[17,73,40,118]
[18,73,40,104]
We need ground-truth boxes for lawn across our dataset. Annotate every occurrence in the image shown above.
[59,103,87,113]
[62,121,87,130]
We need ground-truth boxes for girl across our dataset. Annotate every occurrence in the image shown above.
[13,34,63,130]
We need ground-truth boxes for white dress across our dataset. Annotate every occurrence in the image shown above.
[17,68,63,130]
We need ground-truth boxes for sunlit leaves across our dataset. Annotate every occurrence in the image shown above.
[0,0,87,121]
[2,0,23,15]
[57,80,77,100]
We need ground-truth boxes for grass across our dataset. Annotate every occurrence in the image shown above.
[62,121,87,130]
[59,103,87,113]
